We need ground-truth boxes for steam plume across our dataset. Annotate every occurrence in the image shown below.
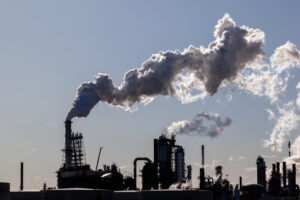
[284,135,300,180]
[264,102,300,151]
[67,14,265,120]
[163,112,232,138]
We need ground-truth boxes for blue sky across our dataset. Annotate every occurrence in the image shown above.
[1,0,300,190]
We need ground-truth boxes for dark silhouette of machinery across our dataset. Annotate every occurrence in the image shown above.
[133,135,190,190]
[256,156,266,189]
[56,120,131,190]
[56,120,300,199]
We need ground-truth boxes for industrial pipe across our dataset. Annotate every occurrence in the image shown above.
[201,145,204,167]
[283,162,287,187]
[65,120,72,169]
[239,176,242,190]
[20,162,23,191]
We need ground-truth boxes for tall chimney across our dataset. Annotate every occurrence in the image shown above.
[20,162,24,191]
[293,164,296,186]
[276,162,280,173]
[200,168,205,189]
[272,164,276,172]
[289,141,291,157]
[239,176,242,190]
[187,165,192,181]
[283,162,287,187]
[65,120,72,169]
[201,145,204,167]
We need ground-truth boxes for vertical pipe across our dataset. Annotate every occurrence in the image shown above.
[200,168,205,189]
[283,162,287,187]
[289,141,291,157]
[65,120,72,169]
[293,164,296,187]
[20,162,23,191]
[201,145,204,167]
[187,165,192,181]
[276,162,280,173]
[272,164,276,172]
[95,147,102,171]
[239,176,242,190]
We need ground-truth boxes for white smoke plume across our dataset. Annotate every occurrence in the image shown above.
[264,102,300,151]
[234,41,300,103]
[296,82,300,109]
[238,42,300,151]
[66,13,265,120]
[163,112,232,138]
[65,12,300,154]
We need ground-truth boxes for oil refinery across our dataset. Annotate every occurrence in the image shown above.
[0,120,299,200]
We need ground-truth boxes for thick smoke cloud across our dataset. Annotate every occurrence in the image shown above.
[66,12,300,154]
[67,14,265,120]
[163,112,232,138]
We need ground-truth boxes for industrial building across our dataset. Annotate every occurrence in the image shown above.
[1,120,300,200]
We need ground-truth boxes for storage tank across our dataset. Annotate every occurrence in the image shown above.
[0,182,10,200]
[142,162,158,190]
[154,135,173,189]
[175,146,185,183]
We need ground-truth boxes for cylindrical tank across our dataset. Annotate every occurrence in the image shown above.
[142,162,158,190]
[156,136,169,163]
[175,146,185,183]
[0,182,10,200]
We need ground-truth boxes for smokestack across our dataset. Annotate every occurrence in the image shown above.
[283,162,287,187]
[64,120,72,169]
[239,176,242,190]
[289,141,291,157]
[187,165,192,181]
[200,168,205,189]
[201,145,204,167]
[276,162,280,173]
[293,164,296,178]
[20,162,23,191]
[272,164,276,172]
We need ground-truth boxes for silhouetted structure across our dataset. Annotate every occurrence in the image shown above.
[20,162,24,191]
[57,120,125,190]
[256,156,266,189]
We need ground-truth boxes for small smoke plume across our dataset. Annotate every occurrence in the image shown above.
[169,182,192,190]
[163,112,232,138]
[67,14,265,120]
[284,135,300,181]
[263,102,300,151]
